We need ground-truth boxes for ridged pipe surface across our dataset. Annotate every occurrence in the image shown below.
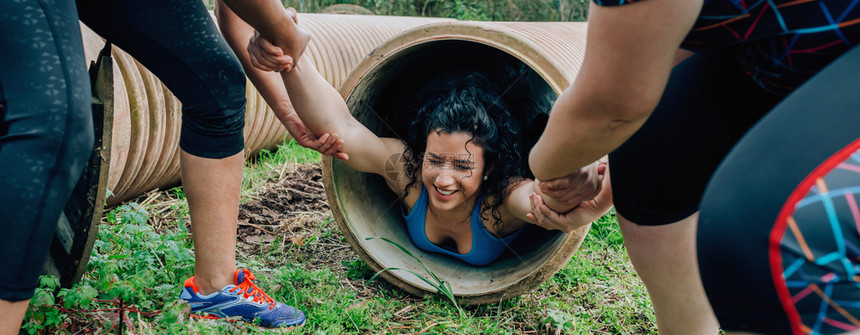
[78,14,452,205]
[326,20,590,305]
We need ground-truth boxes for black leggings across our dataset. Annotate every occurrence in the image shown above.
[0,0,245,301]
[76,0,247,158]
[699,44,860,334]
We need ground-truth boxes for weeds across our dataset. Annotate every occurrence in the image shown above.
[23,202,198,334]
[366,236,465,317]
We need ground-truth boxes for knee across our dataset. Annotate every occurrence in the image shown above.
[213,56,247,112]
[179,56,246,159]
[211,49,246,107]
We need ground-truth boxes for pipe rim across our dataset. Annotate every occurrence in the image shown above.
[326,21,590,305]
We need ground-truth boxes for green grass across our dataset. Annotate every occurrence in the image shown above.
[24,139,656,334]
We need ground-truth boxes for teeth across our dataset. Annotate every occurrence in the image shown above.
[436,187,455,196]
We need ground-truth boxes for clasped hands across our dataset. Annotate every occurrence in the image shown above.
[247,7,303,73]
[527,160,612,233]
[243,8,349,160]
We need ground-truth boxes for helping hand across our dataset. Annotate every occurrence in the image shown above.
[247,8,301,72]
[536,160,606,211]
[283,111,349,160]
[527,164,612,233]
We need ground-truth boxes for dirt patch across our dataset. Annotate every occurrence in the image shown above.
[237,163,328,251]
[235,163,388,297]
[240,164,329,221]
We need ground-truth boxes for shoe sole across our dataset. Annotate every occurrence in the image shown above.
[190,314,305,330]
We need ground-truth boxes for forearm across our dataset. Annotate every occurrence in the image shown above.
[531,180,578,213]
[216,1,294,123]
[501,180,538,226]
[220,0,296,52]
[279,57,353,136]
[528,85,649,181]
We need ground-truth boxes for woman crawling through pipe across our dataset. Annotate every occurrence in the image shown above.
[242,23,613,267]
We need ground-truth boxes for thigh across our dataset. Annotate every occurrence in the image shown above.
[0,0,93,300]
[75,0,247,158]
[75,0,245,111]
[609,48,782,226]
[699,44,860,334]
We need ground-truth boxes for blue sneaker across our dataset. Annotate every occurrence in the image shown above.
[179,269,305,329]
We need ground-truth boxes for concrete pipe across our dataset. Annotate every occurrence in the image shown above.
[77,14,451,205]
[324,21,589,305]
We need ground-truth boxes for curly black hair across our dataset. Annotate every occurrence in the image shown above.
[400,71,536,230]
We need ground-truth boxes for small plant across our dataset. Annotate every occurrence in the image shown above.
[23,202,201,333]
[365,236,465,316]
[21,276,65,334]
[542,302,576,332]
[343,258,374,280]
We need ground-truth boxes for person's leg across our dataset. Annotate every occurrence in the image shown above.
[608,48,783,333]
[699,44,860,335]
[179,149,243,293]
[76,0,247,293]
[619,213,719,334]
[76,0,304,328]
[0,300,30,335]
[0,0,93,332]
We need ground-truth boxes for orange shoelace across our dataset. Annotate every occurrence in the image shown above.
[229,269,276,310]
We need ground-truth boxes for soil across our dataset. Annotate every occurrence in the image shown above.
[236,163,328,251]
[235,163,387,298]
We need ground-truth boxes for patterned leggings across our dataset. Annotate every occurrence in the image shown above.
[699,44,860,334]
[0,0,245,301]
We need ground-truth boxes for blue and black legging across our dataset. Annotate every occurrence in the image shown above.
[698,44,860,334]
[0,0,246,301]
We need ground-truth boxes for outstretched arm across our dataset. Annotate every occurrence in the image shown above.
[528,0,702,180]
[215,1,346,159]
[247,32,407,183]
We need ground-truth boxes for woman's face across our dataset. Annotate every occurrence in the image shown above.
[421,130,486,213]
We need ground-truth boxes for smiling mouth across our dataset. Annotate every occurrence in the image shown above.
[435,186,456,196]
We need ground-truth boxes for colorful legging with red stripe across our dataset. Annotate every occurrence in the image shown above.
[699,44,860,334]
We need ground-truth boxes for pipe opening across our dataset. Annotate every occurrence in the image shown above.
[332,39,572,300]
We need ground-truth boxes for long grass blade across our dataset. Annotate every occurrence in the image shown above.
[366,237,446,286]
[366,236,463,311]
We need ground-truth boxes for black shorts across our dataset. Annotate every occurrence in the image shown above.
[699,44,860,334]
[609,48,783,226]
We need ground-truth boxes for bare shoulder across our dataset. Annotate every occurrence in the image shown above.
[376,137,423,212]
[482,179,531,238]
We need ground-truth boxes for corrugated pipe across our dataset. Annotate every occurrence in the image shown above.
[78,13,452,205]
[326,20,589,305]
[79,13,594,305]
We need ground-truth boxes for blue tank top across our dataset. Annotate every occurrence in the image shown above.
[401,185,523,266]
